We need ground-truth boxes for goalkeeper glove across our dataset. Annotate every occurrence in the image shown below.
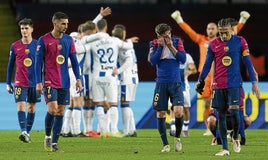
[195,79,205,95]
[6,84,14,94]
[171,10,184,23]
[239,11,250,24]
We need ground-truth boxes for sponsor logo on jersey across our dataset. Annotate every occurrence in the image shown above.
[56,55,65,65]
[23,58,32,67]
[222,56,232,66]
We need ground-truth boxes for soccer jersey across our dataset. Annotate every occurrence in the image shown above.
[149,37,186,83]
[84,33,133,77]
[200,35,254,89]
[118,48,139,85]
[6,39,38,87]
[35,32,80,88]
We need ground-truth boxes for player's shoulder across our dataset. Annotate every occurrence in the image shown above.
[149,39,158,47]
[11,39,22,47]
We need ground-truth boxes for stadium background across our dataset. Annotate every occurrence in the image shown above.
[0,0,267,130]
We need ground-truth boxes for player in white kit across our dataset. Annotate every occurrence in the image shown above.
[112,24,139,137]
[83,19,137,136]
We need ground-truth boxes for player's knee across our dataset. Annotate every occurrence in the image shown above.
[157,111,166,118]
[207,116,216,127]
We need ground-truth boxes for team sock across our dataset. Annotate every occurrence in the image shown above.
[229,109,240,139]
[218,111,228,150]
[175,116,183,138]
[26,112,35,134]
[45,112,54,136]
[52,115,63,143]
[18,111,26,132]
[157,117,168,146]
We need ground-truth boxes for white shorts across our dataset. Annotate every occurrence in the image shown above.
[183,90,191,108]
[92,76,118,103]
[120,84,138,102]
[69,68,80,98]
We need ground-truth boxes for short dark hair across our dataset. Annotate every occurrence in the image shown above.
[96,19,107,31]
[52,12,68,22]
[218,18,231,27]
[226,18,238,27]
[18,18,33,27]
[155,23,171,35]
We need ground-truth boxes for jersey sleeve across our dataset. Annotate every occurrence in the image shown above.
[179,21,203,44]
[240,36,257,83]
[6,46,16,84]
[35,38,45,83]
[199,44,214,81]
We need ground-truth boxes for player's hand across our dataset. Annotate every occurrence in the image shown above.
[36,83,43,94]
[171,10,183,23]
[240,11,250,20]
[112,68,119,75]
[130,36,139,43]
[157,37,165,46]
[100,7,112,17]
[76,79,83,93]
[252,83,260,99]
[195,79,205,95]
[164,35,173,47]
[6,84,14,94]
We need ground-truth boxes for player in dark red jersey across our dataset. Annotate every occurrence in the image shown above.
[6,18,41,143]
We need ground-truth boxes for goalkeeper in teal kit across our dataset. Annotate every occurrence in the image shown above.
[196,18,260,156]
[148,23,186,153]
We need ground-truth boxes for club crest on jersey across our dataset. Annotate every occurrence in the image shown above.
[23,58,32,67]
[224,46,229,52]
[57,44,62,50]
[56,55,65,64]
[222,56,232,66]
[25,49,30,54]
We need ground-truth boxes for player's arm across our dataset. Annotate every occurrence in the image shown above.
[6,46,15,94]
[149,40,162,66]
[237,11,250,33]
[240,37,260,98]
[92,7,112,24]
[196,45,214,93]
[117,37,134,50]
[171,10,202,43]
[81,33,109,44]
[75,40,87,55]
[35,38,45,94]
[116,50,133,74]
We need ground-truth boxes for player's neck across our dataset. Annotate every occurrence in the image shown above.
[21,37,32,44]
[51,30,63,39]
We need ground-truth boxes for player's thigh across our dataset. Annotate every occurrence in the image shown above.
[14,86,27,103]
[169,83,184,107]
[92,77,105,102]
[212,89,228,111]
[105,77,118,103]
[152,83,169,111]
[227,88,240,106]
[121,84,137,102]
[27,87,41,103]
[57,88,70,105]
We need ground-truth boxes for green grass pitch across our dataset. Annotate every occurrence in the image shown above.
[0,129,267,160]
